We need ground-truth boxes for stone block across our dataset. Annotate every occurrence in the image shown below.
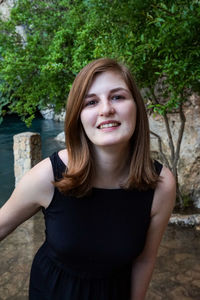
[13,132,41,185]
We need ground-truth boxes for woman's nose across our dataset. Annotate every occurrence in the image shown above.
[99,100,115,116]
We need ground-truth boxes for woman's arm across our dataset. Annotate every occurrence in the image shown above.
[0,158,54,241]
[130,166,176,300]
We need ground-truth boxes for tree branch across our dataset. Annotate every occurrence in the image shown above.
[173,102,186,172]
[149,87,175,168]
[163,113,175,165]
[150,86,160,105]
[151,4,175,17]
[150,130,171,170]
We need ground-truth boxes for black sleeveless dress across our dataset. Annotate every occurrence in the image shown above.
[29,152,162,300]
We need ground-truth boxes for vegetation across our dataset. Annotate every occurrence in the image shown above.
[0,0,200,206]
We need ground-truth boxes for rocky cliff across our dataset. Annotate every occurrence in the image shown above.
[150,95,200,208]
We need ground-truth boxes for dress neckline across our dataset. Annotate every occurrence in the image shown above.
[92,187,124,191]
[56,152,125,191]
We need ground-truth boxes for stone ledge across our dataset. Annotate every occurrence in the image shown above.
[169,214,200,227]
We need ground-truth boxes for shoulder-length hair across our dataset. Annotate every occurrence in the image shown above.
[55,58,158,196]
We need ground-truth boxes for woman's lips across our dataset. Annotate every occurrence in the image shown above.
[97,120,121,129]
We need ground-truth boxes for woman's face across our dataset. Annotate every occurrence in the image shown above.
[80,71,137,149]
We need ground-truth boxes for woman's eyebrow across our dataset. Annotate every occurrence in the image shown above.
[85,87,130,99]
[109,87,130,94]
[85,93,96,99]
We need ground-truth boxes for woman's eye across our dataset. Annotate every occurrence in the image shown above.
[112,95,125,101]
[85,100,97,107]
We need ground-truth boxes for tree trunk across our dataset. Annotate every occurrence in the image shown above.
[150,96,186,208]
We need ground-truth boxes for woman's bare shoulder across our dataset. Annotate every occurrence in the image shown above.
[0,157,55,240]
[151,166,176,218]
[15,157,55,205]
[58,148,68,166]
[27,156,54,182]
[28,149,68,195]
[159,165,176,192]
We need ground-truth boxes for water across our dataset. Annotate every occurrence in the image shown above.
[0,114,65,207]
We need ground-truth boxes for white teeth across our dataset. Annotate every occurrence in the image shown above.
[99,123,119,129]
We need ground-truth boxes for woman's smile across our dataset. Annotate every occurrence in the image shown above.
[97,120,121,130]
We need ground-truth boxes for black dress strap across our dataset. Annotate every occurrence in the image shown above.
[154,160,163,176]
[49,152,66,180]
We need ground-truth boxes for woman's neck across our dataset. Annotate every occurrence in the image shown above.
[92,144,131,188]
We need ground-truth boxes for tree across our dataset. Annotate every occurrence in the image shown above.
[0,0,86,125]
[69,0,200,206]
[135,1,200,207]
[0,0,200,206]
[132,0,200,207]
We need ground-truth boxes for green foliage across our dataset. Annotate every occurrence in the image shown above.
[0,0,85,125]
[182,194,193,208]
[0,0,199,125]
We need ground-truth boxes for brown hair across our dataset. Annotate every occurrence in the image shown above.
[55,58,158,196]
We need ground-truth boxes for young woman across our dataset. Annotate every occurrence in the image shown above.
[0,58,176,300]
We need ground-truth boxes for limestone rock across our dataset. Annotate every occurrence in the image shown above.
[54,109,66,122]
[0,0,15,21]
[13,132,41,185]
[40,107,55,120]
[55,131,65,143]
[169,214,200,227]
[40,107,65,122]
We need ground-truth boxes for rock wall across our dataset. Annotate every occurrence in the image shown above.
[150,95,200,208]
[0,0,27,47]
[40,107,66,122]
[0,0,15,21]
